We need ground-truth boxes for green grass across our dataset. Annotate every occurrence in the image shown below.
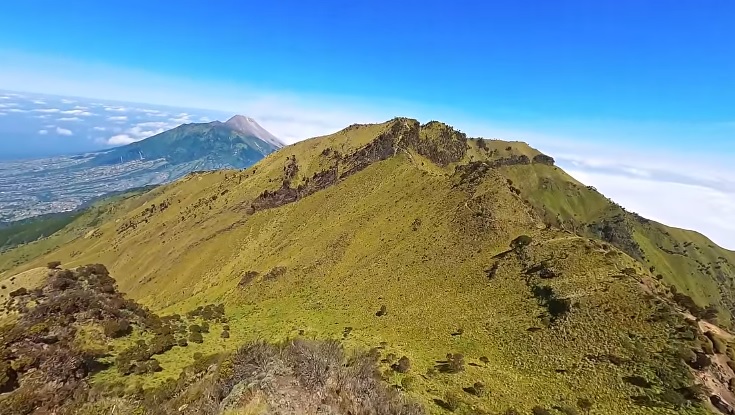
[0,118,719,414]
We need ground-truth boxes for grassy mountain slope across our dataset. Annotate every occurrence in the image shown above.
[503,163,735,326]
[0,186,161,274]
[1,118,731,414]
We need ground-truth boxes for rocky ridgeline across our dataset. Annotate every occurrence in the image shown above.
[248,118,553,213]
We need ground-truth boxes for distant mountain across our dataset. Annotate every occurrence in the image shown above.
[225,115,285,148]
[0,116,280,222]
[88,117,281,168]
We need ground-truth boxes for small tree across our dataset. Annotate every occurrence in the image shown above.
[47,261,62,270]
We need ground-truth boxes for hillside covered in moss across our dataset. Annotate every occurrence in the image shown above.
[1,118,735,414]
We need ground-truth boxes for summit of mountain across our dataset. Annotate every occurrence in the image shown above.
[224,114,285,148]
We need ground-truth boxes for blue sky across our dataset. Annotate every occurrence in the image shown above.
[0,1,732,142]
[0,1,734,248]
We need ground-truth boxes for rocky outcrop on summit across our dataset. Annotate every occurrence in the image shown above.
[533,153,555,165]
[248,118,470,213]
[411,120,468,166]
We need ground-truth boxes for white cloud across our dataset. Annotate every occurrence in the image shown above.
[104,106,127,112]
[0,96,10,100]
[93,126,106,131]
[0,112,5,116]
[136,121,170,129]
[57,117,82,121]
[107,134,136,145]
[32,100,46,105]
[566,167,735,250]
[135,108,167,116]
[104,120,175,145]
[33,108,60,113]
[55,127,73,136]
[60,109,92,116]
[7,108,27,113]
[61,98,75,104]
[108,116,128,121]
[38,129,48,135]
[0,103,18,108]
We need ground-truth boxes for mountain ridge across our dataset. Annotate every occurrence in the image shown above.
[0,117,733,414]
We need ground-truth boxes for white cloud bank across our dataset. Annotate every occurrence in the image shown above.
[105,120,177,145]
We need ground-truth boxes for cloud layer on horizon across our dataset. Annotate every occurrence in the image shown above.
[0,91,230,156]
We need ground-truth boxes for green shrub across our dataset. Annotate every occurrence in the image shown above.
[463,382,486,397]
[510,235,532,250]
[0,360,18,393]
[189,332,203,344]
[393,356,410,373]
[47,261,62,269]
[149,334,176,355]
[103,319,131,338]
[436,353,465,373]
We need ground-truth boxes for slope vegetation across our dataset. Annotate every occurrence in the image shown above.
[1,118,733,414]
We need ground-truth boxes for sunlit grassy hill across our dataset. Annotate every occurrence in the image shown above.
[1,117,733,414]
